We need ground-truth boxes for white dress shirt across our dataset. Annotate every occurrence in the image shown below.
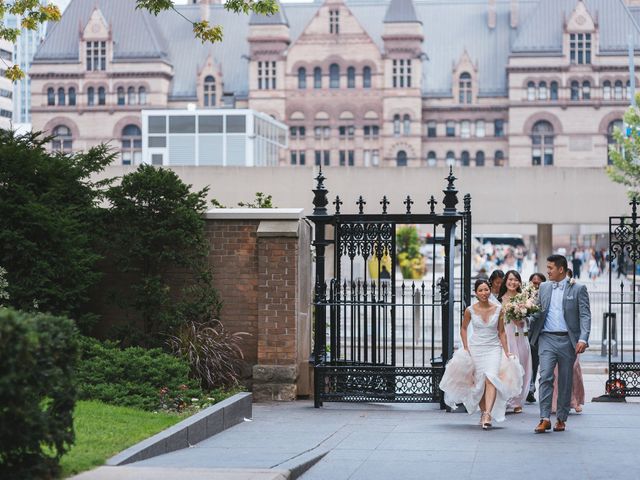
[543,278,569,332]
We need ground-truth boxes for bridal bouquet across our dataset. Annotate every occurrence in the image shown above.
[503,284,540,323]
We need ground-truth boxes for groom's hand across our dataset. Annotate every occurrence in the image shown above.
[575,342,587,354]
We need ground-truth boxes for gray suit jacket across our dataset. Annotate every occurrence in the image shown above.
[529,280,592,348]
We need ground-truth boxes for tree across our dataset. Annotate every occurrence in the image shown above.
[608,100,640,199]
[0,130,113,328]
[104,165,221,346]
[1,0,279,81]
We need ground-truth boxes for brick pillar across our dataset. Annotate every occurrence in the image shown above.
[252,220,301,401]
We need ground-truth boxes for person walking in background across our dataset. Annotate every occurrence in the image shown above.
[571,249,582,280]
[526,272,546,403]
[488,270,504,305]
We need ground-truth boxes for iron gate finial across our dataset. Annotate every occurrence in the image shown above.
[357,196,367,215]
[333,195,343,214]
[380,196,390,214]
[428,195,438,215]
[312,167,329,215]
[404,195,414,214]
[464,193,471,213]
[443,167,459,215]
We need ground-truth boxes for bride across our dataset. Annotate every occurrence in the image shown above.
[440,279,523,429]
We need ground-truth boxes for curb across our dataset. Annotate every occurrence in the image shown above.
[106,392,252,466]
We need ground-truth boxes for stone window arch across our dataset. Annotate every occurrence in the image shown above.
[204,75,216,106]
[570,81,580,101]
[127,86,137,105]
[363,66,371,88]
[607,119,623,165]
[87,87,95,106]
[475,150,485,166]
[550,81,559,100]
[117,87,125,105]
[121,124,142,166]
[461,151,470,166]
[527,81,536,101]
[494,150,505,167]
[329,63,340,88]
[98,86,106,105]
[347,66,355,88]
[403,114,411,136]
[603,80,612,100]
[138,86,147,105]
[47,87,55,106]
[446,150,456,167]
[538,81,548,100]
[68,87,76,106]
[459,72,472,104]
[297,67,306,89]
[531,120,554,166]
[396,150,408,167]
[393,114,400,136]
[57,87,65,106]
[582,81,591,100]
[51,125,72,153]
[426,151,437,167]
[615,80,623,100]
[314,67,322,89]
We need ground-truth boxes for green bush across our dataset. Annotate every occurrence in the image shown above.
[76,336,202,411]
[0,308,79,479]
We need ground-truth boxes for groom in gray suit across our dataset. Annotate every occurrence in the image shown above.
[529,254,591,433]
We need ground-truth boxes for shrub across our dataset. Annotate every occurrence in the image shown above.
[76,336,202,411]
[0,308,79,479]
[167,320,248,389]
[396,226,425,279]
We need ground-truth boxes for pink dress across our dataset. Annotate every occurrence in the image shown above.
[504,318,532,409]
[552,357,585,413]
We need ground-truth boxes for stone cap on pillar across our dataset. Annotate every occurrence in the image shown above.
[204,208,304,220]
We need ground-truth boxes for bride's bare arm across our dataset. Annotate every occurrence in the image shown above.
[461,308,471,352]
[498,312,510,356]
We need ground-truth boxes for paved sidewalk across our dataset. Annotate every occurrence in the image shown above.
[81,372,640,480]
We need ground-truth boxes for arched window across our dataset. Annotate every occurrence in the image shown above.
[538,81,548,101]
[204,75,216,106]
[138,86,147,105]
[363,66,371,88]
[297,68,306,89]
[527,81,536,101]
[461,151,470,166]
[531,120,554,166]
[582,81,591,100]
[603,81,612,100]
[98,86,106,105]
[393,114,400,136]
[427,151,437,167]
[475,150,485,166]
[459,72,472,104]
[127,86,137,105]
[570,81,580,101]
[329,63,339,88]
[47,87,55,106]
[314,67,322,89]
[445,151,456,167]
[396,150,408,167]
[403,114,411,135]
[607,120,623,165]
[51,125,72,153]
[494,150,505,167]
[347,67,355,88]
[121,124,142,166]
[117,87,125,106]
[627,80,632,100]
[68,87,76,106]
[87,87,95,106]
[57,87,65,106]
[550,81,558,100]
[615,80,623,100]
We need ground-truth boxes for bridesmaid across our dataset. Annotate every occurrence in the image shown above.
[498,270,533,413]
[488,269,504,305]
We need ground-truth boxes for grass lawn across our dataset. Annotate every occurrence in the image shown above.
[59,400,183,478]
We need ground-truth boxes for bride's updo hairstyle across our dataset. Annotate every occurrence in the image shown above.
[474,279,491,292]
[497,270,522,302]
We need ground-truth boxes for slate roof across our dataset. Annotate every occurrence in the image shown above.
[32,0,640,100]
[250,0,289,25]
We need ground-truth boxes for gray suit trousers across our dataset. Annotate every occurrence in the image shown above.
[538,333,576,422]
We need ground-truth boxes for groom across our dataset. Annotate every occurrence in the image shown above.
[529,254,591,433]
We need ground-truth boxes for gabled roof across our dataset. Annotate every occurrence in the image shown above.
[512,0,640,53]
[383,0,420,24]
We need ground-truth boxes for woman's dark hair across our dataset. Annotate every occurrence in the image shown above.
[498,270,522,302]
[547,254,568,272]
[529,272,547,283]
[566,268,573,278]
[474,279,491,292]
[488,269,505,288]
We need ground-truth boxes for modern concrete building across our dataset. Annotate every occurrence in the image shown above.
[28,0,640,168]
[0,39,14,129]
[141,108,288,166]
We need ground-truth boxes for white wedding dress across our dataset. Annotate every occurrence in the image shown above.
[439,305,524,423]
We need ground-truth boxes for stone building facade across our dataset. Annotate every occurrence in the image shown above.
[28,0,640,168]
[0,38,14,129]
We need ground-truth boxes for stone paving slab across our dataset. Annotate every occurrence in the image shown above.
[72,467,289,480]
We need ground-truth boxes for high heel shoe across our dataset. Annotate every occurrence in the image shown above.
[481,412,492,430]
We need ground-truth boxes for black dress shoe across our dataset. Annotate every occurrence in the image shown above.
[526,392,536,403]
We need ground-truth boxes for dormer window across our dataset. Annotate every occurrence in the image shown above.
[570,33,591,65]
[459,72,472,104]
[86,41,106,71]
[204,75,216,106]
[329,9,339,34]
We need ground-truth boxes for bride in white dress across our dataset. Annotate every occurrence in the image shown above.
[440,279,524,429]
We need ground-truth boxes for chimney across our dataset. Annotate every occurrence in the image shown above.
[488,0,496,29]
[510,0,519,28]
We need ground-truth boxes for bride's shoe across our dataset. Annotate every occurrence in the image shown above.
[481,412,492,430]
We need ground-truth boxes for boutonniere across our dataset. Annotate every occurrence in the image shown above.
[569,278,577,286]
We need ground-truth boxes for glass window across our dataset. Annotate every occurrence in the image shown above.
[459,72,472,104]
[446,121,455,137]
[47,87,55,106]
[396,150,408,167]
[527,81,536,101]
[427,121,437,137]
[148,116,166,134]
[329,8,340,34]
[460,120,470,139]
[475,151,485,166]
[363,66,371,88]
[127,86,137,105]
[550,81,559,100]
[57,87,65,106]
[226,115,246,133]
[494,150,505,167]
[87,87,94,106]
[446,151,456,167]
[615,80,623,100]
[199,115,223,133]
[98,86,106,105]
[121,124,142,166]
[476,120,485,137]
[68,87,76,106]
[203,75,216,106]
[148,136,166,148]
[393,115,400,136]
[117,87,125,106]
[582,81,591,100]
[297,67,306,89]
[538,81,548,101]
[570,81,580,101]
[403,114,410,136]
[461,151,470,166]
[51,125,72,153]
[314,67,322,89]
[531,120,554,166]
[427,151,437,167]
[169,116,196,134]
[86,40,106,71]
[570,33,591,65]
[329,63,339,88]
[603,81,611,100]
[347,67,355,88]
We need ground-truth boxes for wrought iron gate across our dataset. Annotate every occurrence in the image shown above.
[607,199,640,397]
[308,168,472,407]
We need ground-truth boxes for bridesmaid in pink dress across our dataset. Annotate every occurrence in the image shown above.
[498,270,533,413]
